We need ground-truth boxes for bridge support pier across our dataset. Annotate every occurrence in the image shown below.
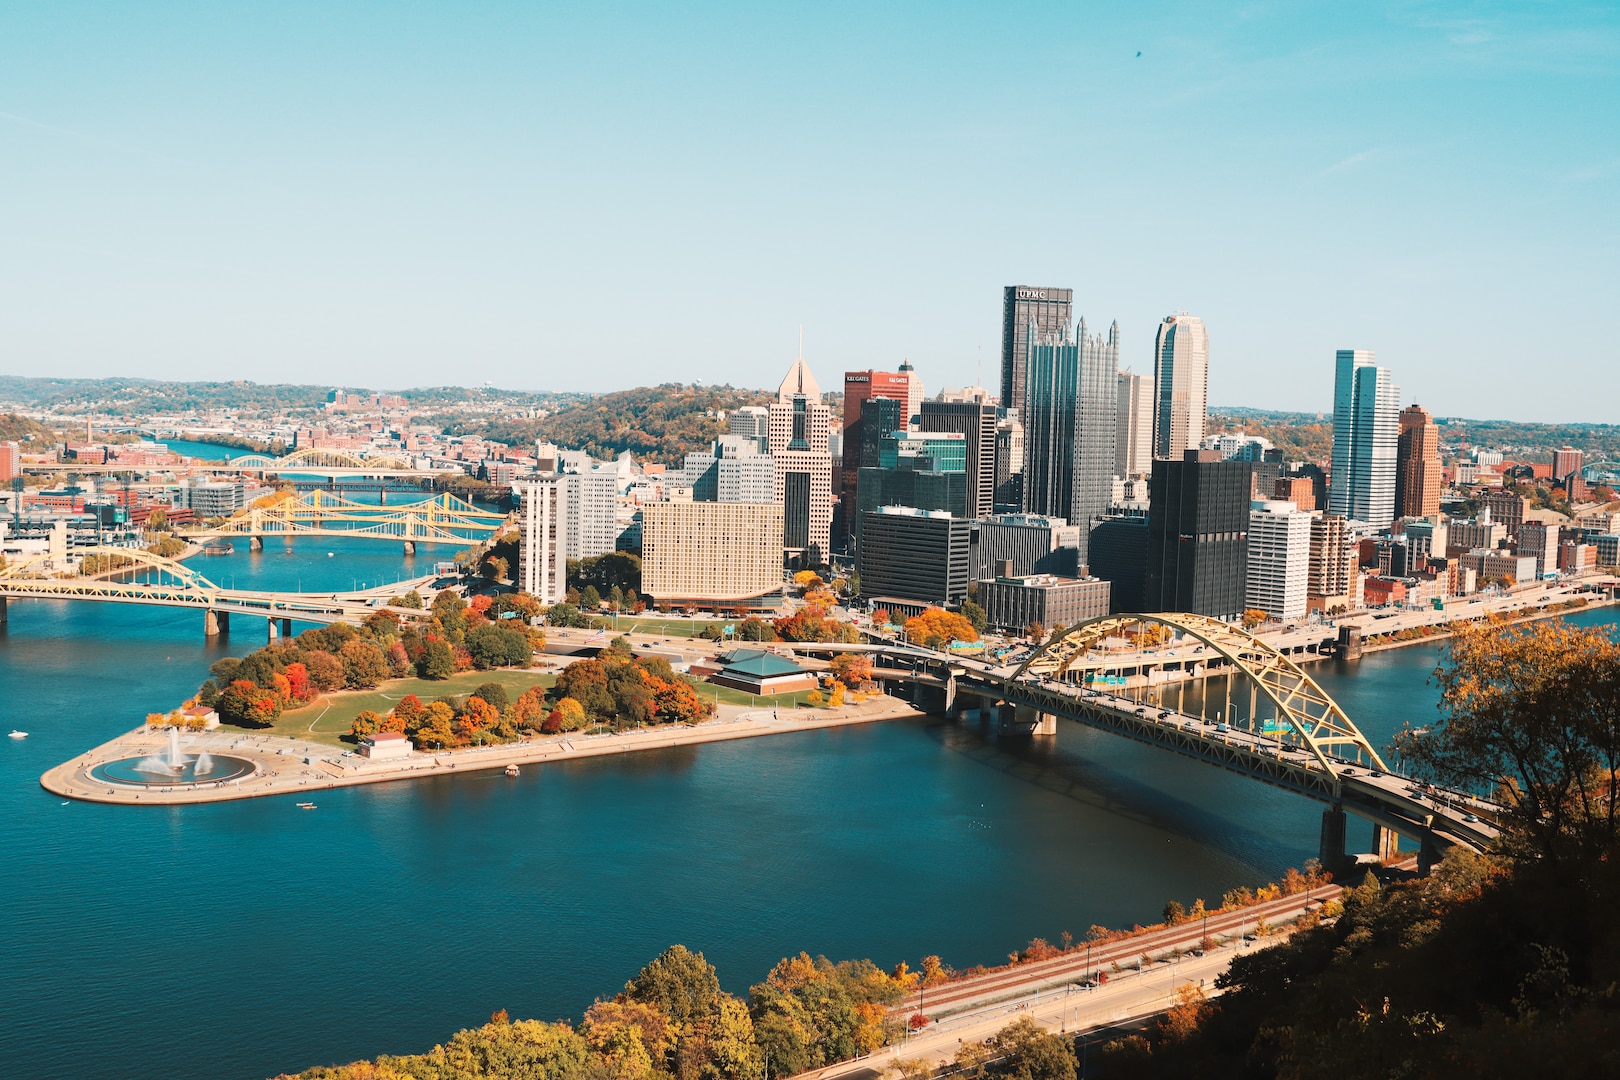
[249,535,263,552]
[1372,824,1400,864]
[267,617,279,642]
[403,540,416,555]
[1002,704,1057,736]
[0,596,7,624]
[204,609,229,637]
[1319,806,1348,872]
[280,617,293,638]
[1418,828,1442,876]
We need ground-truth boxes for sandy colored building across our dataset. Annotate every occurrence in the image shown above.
[641,501,784,610]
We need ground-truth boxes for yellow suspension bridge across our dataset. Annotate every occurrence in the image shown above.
[188,490,511,549]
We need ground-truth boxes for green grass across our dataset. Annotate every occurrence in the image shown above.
[592,615,737,639]
[222,669,558,748]
[700,684,821,709]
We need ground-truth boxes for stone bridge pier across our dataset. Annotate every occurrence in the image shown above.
[204,609,230,637]
[266,617,294,641]
[998,702,1057,737]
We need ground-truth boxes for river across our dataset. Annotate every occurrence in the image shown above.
[0,543,1612,1080]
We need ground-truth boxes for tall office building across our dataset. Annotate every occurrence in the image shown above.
[1245,499,1314,622]
[768,354,833,561]
[993,411,1024,512]
[1151,314,1209,459]
[560,468,619,559]
[857,507,974,607]
[516,477,567,605]
[920,398,997,519]
[641,501,785,610]
[681,435,776,503]
[1000,286,1073,417]
[1021,317,1118,564]
[840,365,924,540]
[1143,451,1252,620]
[727,406,770,452]
[1115,371,1154,478]
[1395,404,1442,520]
[1328,349,1401,527]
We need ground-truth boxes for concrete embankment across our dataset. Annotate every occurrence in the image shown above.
[41,697,923,806]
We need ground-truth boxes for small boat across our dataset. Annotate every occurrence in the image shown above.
[327,552,335,558]
[504,764,520,777]
[8,731,27,739]
[296,801,317,809]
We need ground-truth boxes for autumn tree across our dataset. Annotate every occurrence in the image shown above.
[338,640,390,689]
[903,607,977,650]
[418,638,456,680]
[984,1017,1076,1080]
[217,679,282,727]
[510,686,550,733]
[302,648,347,692]
[736,617,776,642]
[556,658,614,718]
[829,653,873,687]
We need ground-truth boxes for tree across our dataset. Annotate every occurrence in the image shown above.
[282,661,314,703]
[483,555,509,581]
[145,506,168,531]
[581,585,602,611]
[625,944,723,1027]
[961,599,987,636]
[456,695,502,743]
[408,700,458,749]
[1395,618,1620,864]
[1241,608,1270,630]
[829,653,873,686]
[467,623,533,669]
[432,1017,591,1080]
[217,679,282,727]
[302,648,346,692]
[349,709,383,740]
[386,640,412,678]
[826,682,846,708]
[737,617,776,642]
[511,686,550,732]
[393,589,424,609]
[546,602,589,628]
[648,675,710,724]
[774,606,859,643]
[553,697,587,731]
[432,589,469,638]
[418,638,457,680]
[556,658,614,718]
[473,681,511,712]
[984,1017,1076,1080]
[1162,899,1186,925]
[338,640,390,689]
[903,608,977,650]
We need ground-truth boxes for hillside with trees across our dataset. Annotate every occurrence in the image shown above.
[0,412,56,443]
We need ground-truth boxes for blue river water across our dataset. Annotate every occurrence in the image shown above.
[0,545,1611,1080]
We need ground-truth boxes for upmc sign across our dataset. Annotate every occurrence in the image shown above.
[1016,288,1048,301]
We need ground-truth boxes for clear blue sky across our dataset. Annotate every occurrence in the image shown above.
[2,2,1616,421]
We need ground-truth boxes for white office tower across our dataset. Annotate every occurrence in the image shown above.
[728,406,771,452]
[1151,313,1209,458]
[1115,370,1154,478]
[1328,350,1401,527]
[767,353,833,561]
[1245,499,1313,622]
[562,468,619,558]
[681,435,777,503]
[516,477,567,605]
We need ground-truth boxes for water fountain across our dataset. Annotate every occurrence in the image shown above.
[90,727,256,788]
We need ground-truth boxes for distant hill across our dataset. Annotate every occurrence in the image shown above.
[1210,406,1620,463]
[0,376,570,417]
[1208,407,1333,463]
[0,413,56,443]
[472,383,773,465]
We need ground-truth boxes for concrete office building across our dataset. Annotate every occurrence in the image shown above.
[1273,476,1317,513]
[840,365,925,536]
[993,411,1024,512]
[1307,513,1357,612]
[1001,285,1073,418]
[855,466,968,530]
[1245,500,1314,622]
[1517,521,1561,579]
[1143,451,1252,621]
[977,570,1111,633]
[973,513,1082,580]
[681,436,776,504]
[1481,491,1530,542]
[516,477,568,605]
[727,406,771,452]
[641,501,785,610]
[1460,549,1538,587]
[1116,371,1154,478]
[1021,317,1118,564]
[921,398,997,519]
[1328,349,1401,527]
[1396,404,1442,520]
[1152,314,1209,459]
[186,481,245,518]
[768,355,834,562]
[559,468,619,559]
[857,507,973,607]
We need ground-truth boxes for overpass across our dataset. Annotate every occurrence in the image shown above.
[186,490,510,550]
[0,545,438,640]
[782,613,1500,872]
[28,446,448,480]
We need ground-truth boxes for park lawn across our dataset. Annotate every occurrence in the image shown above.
[596,616,733,639]
[223,669,557,748]
[700,683,820,710]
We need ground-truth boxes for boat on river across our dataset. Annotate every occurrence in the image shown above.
[504,764,520,777]
[8,731,27,739]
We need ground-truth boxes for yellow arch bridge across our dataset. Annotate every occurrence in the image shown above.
[782,613,1500,873]
[0,546,437,641]
[189,491,510,549]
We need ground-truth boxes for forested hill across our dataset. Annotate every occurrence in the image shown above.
[0,377,570,416]
[0,413,56,443]
[473,383,773,465]
[1211,405,1620,463]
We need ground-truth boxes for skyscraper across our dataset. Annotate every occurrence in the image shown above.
[920,398,996,519]
[1020,317,1118,564]
[1328,350,1401,527]
[1395,404,1441,520]
[1115,370,1154,478]
[1151,314,1209,459]
[1000,286,1073,418]
[768,354,833,561]
[681,435,777,503]
[515,477,567,605]
[1245,499,1313,622]
[993,411,1024,512]
[1143,451,1252,620]
[840,364,924,542]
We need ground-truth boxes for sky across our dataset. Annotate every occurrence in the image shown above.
[1,2,1616,421]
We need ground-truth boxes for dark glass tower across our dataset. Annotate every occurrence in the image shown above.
[1143,451,1252,620]
[1000,286,1072,417]
[919,399,997,519]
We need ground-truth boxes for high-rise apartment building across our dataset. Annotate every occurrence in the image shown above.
[681,435,776,503]
[516,477,567,605]
[727,406,770,452]
[1274,476,1317,512]
[1395,404,1441,520]
[640,501,784,610]
[840,364,925,536]
[1245,500,1313,622]
[0,441,19,483]
[1000,286,1073,417]
[1328,349,1401,527]
[1553,447,1586,487]
[920,398,996,519]
[1516,521,1561,579]
[1143,451,1251,620]
[560,468,619,559]
[1151,314,1209,459]
[768,355,833,561]
[1115,371,1154,479]
[1021,317,1118,564]
[1307,514,1356,612]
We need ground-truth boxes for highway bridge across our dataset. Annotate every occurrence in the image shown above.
[783,613,1500,873]
[0,546,438,640]
[29,447,449,480]
[186,490,510,550]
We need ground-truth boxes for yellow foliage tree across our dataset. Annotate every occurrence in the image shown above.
[903,607,977,650]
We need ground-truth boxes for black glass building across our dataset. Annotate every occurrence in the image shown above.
[1143,451,1252,620]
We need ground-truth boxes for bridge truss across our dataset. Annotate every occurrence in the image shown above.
[0,545,222,606]
[1010,613,1390,775]
[191,491,509,544]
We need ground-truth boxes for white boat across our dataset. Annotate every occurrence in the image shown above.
[8,730,27,739]
[504,764,520,777]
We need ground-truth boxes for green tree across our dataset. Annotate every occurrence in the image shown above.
[473,681,510,712]
[581,585,602,611]
[555,658,614,718]
[961,599,987,636]
[392,589,424,609]
[737,617,776,642]
[418,639,457,680]
[338,640,390,689]
[467,623,533,669]
[625,944,723,1027]
[431,1017,591,1080]
[984,1017,1076,1080]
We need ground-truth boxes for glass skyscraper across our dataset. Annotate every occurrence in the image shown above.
[1328,349,1401,527]
[1000,286,1073,418]
[1151,313,1209,459]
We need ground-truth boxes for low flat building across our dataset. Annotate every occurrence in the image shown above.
[1459,549,1538,587]
[698,649,818,695]
[360,731,414,760]
[977,570,1110,633]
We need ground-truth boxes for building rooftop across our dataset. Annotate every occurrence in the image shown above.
[715,649,806,678]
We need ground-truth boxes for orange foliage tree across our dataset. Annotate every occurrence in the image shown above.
[903,607,977,650]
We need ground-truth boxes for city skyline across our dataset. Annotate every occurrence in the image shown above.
[1,5,1616,421]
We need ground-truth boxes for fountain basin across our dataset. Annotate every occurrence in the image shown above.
[89,754,257,788]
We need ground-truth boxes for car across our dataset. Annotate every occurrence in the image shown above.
[1369,770,1384,778]
[1343,767,1357,776]
[1463,812,1480,823]
[1215,723,1230,733]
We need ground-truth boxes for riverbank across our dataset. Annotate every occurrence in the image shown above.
[40,695,924,806]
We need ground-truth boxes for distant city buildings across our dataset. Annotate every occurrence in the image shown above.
[1395,404,1441,520]
[768,355,833,562]
[1151,314,1209,459]
[993,411,1025,513]
[840,364,924,539]
[680,435,776,503]
[1328,349,1400,527]
[1000,286,1073,418]
[977,568,1110,633]
[1020,317,1118,564]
